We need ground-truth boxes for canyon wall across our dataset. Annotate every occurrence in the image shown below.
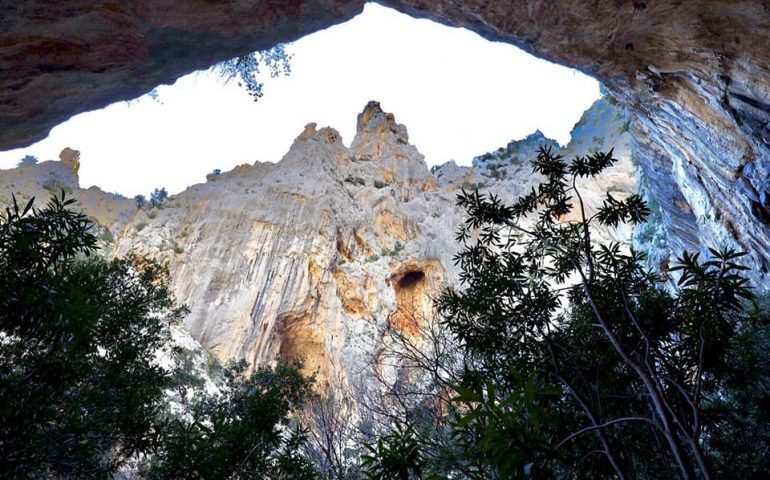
[4,0,769,284]
[0,99,635,386]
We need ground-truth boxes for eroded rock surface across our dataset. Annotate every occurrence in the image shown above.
[382,0,770,279]
[0,0,364,148]
[4,0,769,283]
[0,100,636,387]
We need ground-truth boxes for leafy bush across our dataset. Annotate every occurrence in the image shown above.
[382,241,404,257]
[345,176,366,186]
[0,193,319,478]
[97,225,115,243]
[362,422,424,480]
[147,359,317,479]
[150,187,169,208]
[42,180,72,194]
[0,193,184,477]
[216,44,292,101]
[437,147,768,479]
[364,147,770,479]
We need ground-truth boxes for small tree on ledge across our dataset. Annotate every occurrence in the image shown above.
[150,187,169,208]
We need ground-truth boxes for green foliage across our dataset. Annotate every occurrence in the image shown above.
[150,187,169,208]
[135,194,148,209]
[217,44,292,101]
[345,176,366,186]
[427,146,769,479]
[0,193,320,478]
[485,163,508,180]
[703,304,770,478]
[147,359,318,479]
[206,352,226,382]
[0,193,184,477]
[168,347,207,393]
[382,241,404,257]
[362,422,425,480]
[448,376,559,479]
[97,224,115,243]
[42,180,72,194]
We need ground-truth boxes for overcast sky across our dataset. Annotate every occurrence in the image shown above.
[0,4,600,197]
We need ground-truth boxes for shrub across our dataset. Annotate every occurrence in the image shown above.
[345,176,366,186]
[0,193,184,477]
[364,147,770,479]
[17,154,38,167]
[135,195,148,209]
[150,188,169,208]
[147,360,317,479]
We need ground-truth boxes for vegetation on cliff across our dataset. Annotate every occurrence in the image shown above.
[1,147,768,479]
[0,193,181,476]
[358,148,770,479]
[0,193,316,478]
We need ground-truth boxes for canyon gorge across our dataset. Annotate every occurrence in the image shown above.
[3,1,770,289]
[0,97,636,388]
[3,3,770,475]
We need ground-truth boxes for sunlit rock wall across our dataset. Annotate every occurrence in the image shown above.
[4,0,769,286]
[0,99,636,387]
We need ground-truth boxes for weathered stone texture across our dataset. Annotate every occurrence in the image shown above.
[0,99,636,385]
[3,0,769,279]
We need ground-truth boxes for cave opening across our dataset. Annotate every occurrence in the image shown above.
[389,269,428,337]
[0,3,601,199]
[397,270,425,290]
[4,2,770,477]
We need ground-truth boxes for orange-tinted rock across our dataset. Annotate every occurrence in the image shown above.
[4,0,770,277]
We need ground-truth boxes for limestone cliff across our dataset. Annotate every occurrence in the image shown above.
[4,0,769,290]
[0,99,635,387]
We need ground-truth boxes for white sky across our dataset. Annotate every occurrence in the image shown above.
[0,4,600,197]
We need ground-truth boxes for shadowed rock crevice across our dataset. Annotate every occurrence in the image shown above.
[390,270,427,337]
[276,312,328,379]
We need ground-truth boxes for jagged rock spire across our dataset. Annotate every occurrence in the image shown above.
[353,101,409,147]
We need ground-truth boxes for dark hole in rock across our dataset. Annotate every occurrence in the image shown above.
[750,200,770,227]
[398,271,425,289]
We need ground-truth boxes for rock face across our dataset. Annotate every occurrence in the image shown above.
[4,0,770,285]
[382,0,770,283]
[0,100,636,386]
[0,0,364,148]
